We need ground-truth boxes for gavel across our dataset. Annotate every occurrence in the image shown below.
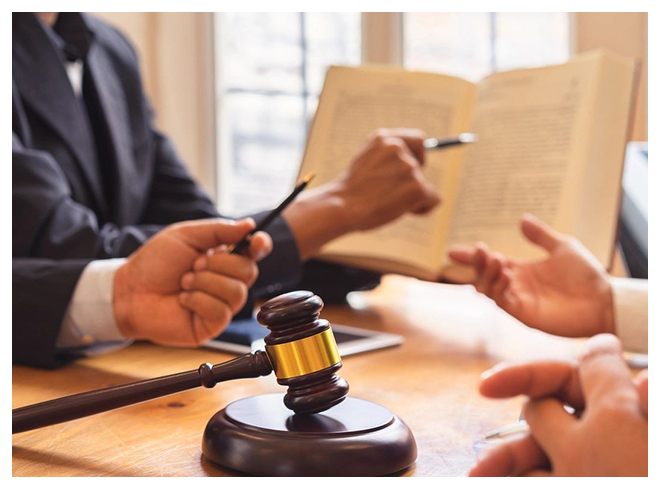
[12,291,349,434]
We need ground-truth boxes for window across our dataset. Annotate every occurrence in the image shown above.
[214,13,572,215]
[404,12,571,81]
[215,12,361,216]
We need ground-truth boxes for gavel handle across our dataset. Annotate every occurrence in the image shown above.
[12,350,273,434]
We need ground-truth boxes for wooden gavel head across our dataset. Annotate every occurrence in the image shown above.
[257,290,349,415]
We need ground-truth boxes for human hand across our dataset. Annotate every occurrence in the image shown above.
[470,334,648,477]
[334,128,441,231]
[282,128,441,260]
[113,218,272,346]
[448,214,614,338]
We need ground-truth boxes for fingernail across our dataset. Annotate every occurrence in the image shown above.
[181,273,194,290]
[194,257,207,271]
[480,362,509,380]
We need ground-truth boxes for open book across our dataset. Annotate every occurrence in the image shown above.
[298,50,638,282]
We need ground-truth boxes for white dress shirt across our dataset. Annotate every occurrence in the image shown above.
[56,259,131,353]
[611,278,648,353]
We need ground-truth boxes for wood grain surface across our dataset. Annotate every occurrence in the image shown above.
[12,276,587,476]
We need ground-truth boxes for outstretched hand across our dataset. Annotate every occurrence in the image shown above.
[448,214,614,338]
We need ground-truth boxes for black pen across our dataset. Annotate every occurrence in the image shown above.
[228,172,316,255]
[423,133,478,150]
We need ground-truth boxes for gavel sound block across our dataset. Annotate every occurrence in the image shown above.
[12,291,416,476]
[202,291,417,476]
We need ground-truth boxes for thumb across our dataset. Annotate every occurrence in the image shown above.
[520,214,563,252]
[171,218,255,251]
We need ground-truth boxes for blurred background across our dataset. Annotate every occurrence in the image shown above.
[94,12,648,221]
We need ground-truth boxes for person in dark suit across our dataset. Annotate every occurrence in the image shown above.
[13,12,441,368]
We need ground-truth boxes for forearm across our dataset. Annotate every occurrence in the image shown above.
[282,182,354,261]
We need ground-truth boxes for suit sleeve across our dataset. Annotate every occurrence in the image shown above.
[13,132,163,259]
[13,258,91,368]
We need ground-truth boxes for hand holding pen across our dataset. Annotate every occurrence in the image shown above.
[471,334,648,477]
[228,132,477,256]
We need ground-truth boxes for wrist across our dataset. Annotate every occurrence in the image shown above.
[325,179,370,233]
[316,180,362,233]
[282,181,354,260]
[113,262,136,339]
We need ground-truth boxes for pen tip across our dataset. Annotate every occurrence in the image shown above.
[302,172,316,184]
[459,133,479,143]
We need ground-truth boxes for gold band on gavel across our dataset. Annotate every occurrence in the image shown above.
[265,329,341,380]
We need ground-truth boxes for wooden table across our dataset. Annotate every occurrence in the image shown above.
[12,275,587,476]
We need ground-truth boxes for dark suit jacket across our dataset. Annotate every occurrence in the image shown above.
[13,13,379,368]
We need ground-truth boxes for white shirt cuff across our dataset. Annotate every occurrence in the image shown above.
[611,277,648,354]
[57,258,133,354]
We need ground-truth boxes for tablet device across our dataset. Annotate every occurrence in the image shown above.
[204,317,403,357]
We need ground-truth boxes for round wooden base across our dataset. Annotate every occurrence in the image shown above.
[202,393,417,476]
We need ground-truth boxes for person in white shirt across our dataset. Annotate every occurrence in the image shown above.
[447,214,648,476]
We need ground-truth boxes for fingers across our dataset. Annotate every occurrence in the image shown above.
[491,269,512,305]
[524,397,577,456]
[379,136,440,211]
[473,244,507,294]
[579,334,638,411]
[469,435,549,477]
[520,214,563,253]
[193,252,259,287]
[447,245,475,265]
[480,252,505,297]
[181,271,248,315]
[178,291,233,339]
[636,370,648,416]
[247,231,272,261]
[479,360,584,408]
[473,243,488,284]
[410,178,442,214]
[171,218,255,251]
[449,243,515,309]
[370,128,426,164]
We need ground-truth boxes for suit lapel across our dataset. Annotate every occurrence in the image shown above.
[85,42,141,226]
[12,13,108,217]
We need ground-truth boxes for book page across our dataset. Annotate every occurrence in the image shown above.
[300,66,475,276]
[445,52,632,270]
[573,52,637,266]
